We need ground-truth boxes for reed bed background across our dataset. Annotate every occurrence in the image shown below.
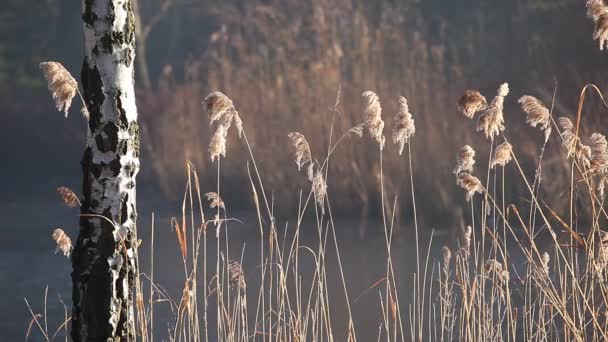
[20,0,608,341]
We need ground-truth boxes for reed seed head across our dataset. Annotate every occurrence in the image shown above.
[204,192,225,209]
[541,251,550,277]
[392,96,416,155]
[52,228,72,258]
[590,133,608,174]
[228,260,246,290]
[312,167,327,215]
[457,173,484,201]
[362,91,385,150]
[458,90,487,119]
[477,83,509,141]
[454,145,476,175]
[587,0,608,50]
[491,142,513,168]
[288,132,312,171]
[442,246,452,267]
[57,186,81,207]
[209,124,227,162]
[40,61,78,117]
[519,95,552,142]
[485,259,510,283]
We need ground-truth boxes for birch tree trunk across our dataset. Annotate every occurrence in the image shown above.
[72,0,140,340]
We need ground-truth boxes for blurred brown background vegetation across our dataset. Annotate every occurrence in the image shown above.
[3,0,608,232]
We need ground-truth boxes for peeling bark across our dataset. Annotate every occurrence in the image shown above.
[72,0,139,341]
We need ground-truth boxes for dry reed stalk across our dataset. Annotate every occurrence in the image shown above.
[392,96,415,155]
[39,62,82,117]
[454,145,476,175]
[587,0,608,49]
[52,228,72,258]
[362,91,385,150]
[491,142,513,168]
[458,90,487,119]
[477,83,509,140]
[518,95,552,142]
[56,186,81,207]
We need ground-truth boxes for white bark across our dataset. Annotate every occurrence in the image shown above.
[72,0,139,340]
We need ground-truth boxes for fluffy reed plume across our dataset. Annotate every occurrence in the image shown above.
[595,231,608,274]
[458,226,473,257]
[477,83,509,140]
[599,176,608,199]
[56,186,81,207]
[202,91,243,137]
[454,145,476,175]
[457,173,484,201]
[590,133,608,174]
[209,124,227,162]
[312,167,328,214]
[52,228,72,258]
[484,259,510,283]
[491,141,513,168]
[540,252,550,277]
[519,95,552,142]
[228,260,246,290]
[442,246,452,268]
[587,0,608,50]
[288,132,312,171]
[457,90,487,119]
[392,96,416,155]
[40,61,81,117]
[204,192,225,209]
[559,117,591,167]
[362,91,385,150]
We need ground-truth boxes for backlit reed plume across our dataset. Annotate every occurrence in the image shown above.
[454,145,476,175]
[392,96,416,155]
[458,226,472,257]
[205,192,225,209]
[484,259,509,283]
[287,132,326,213]
[519,95,552,142]
[209,124,227,162]
[40,61,87,118]
[362,91,385,150]
[228,260,246,290]
[288,132,312,171]
[477,83,509,140]
[457,173,484,201]
[458,90,487,119]
[491,141,513,168]
[57,186,81,207]
[203,92,243,161]
[540,252,550,278]
[52,228,72,258]
[590,133,608,174]
[442,246,452,268]
[587,0,608,50]
[559,117,591,167]
[312,168,327,215]
[595,231,608,274]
